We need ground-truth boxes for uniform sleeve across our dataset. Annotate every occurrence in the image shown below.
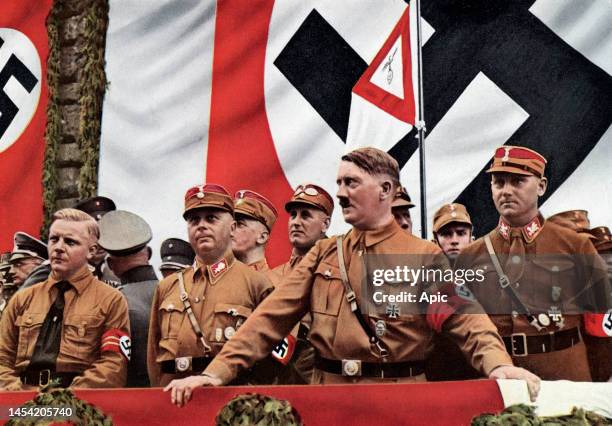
[204,244,320,384]
[444,244,513,375]
[146,286,162,387]
[71,291,130,388]
[442,313,512,376]
[0,296,24,390]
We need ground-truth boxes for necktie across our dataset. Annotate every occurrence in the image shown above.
[505,229,525,285]
[29,281,72,370]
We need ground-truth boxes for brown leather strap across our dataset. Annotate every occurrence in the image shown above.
[21,369,78,387]
[503,327,581,357]
[161,356,212,374]
[315,356,424,378]
[336,236,388,359]
[177,271,211,354]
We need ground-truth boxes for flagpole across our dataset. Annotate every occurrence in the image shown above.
[414,0,428,239]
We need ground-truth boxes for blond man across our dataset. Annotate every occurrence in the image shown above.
[0,208,130,390]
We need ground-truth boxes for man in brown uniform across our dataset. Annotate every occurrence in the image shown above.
[165,147,540,406]
[273,183,333,277]
[432,203,473,263]
[426,203,479,381]
[231,190,280,283]
[147,184,273,387]
[455,146,611,381]
[271,183,334,383]
[391,186,414,234]
[583,226,612,382]
[0,208,130,390]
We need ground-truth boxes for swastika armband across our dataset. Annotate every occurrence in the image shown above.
[101,329,131,360]
[271,335,296,365]
[584,312,612,337]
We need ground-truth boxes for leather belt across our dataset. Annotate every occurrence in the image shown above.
[503,327,581,357]
[315,356,425,378]
[21,369,78,387]
[161,356,212,374]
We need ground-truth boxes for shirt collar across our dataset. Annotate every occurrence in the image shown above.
[48,264,93,295]
[352,218,400,248]
[497,213,544,243]
[194,250,236,284]
[248,258,269,272]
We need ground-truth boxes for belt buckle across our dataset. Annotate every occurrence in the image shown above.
[510,333,528,357]
[341,359,361,377]
[39,369,51,386]
[175,356,193,373]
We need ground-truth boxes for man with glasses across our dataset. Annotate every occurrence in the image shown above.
[165,147,540,405]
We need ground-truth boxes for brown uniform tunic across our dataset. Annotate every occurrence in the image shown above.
[248,258,281,287]
[205,220,511,384]
[0,266,130,390]
[457,215,611,381]
[147,251,273,387]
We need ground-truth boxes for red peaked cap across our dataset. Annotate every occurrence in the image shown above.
[183,184,234,219]
[234,190,278,231]
[486,145,547,178]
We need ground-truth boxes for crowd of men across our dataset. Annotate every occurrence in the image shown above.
[0,145,610,406]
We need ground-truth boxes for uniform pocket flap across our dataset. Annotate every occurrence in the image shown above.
[159,300,185,312]
[16,313,46,328]
[313,262,342,281]
[531,258,574,272]
[64,314,104,328]
[214,303,252,318]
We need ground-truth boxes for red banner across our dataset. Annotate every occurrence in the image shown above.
[0,1,51,252]
[207,0,292,267]
[1,381,504,425]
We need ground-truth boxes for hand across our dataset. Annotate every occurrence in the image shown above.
[163,374,222,407]
[489,365,541,402]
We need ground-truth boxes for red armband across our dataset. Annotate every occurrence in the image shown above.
[584,311,612,337]
[271,335,296,365]
[101,328,131,360]
[426,284,475,332]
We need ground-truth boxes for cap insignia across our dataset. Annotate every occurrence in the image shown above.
[502,147,511,162]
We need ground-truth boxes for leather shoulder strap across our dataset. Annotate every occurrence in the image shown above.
[178,271,212,354]
[336,236,388,358]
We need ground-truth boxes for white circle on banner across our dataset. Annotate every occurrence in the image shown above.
[0,28,42,153]
[602,310,612,337]
[264,1,406,235]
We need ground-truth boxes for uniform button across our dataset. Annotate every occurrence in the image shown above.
[26,318,32,325]
[194,297,200,303]
[511,255,521,264]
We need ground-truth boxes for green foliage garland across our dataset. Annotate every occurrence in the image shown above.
[41,0,109,238]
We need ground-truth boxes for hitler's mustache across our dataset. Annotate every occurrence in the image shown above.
[338,198,351,208]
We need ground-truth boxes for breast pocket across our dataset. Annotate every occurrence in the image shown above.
[530,258,576,311]
[63,314,105,358]
[15,313,45,361]
[210,303,252,343]
[158,300,185,340]
[310,263,344,317]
